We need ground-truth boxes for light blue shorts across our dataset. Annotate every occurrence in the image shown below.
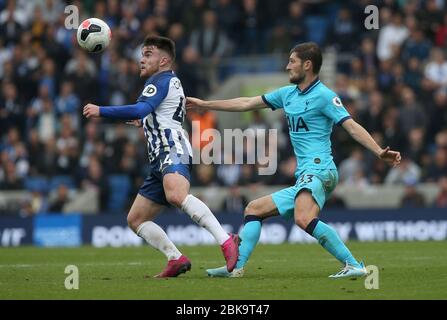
[271,169,338,219]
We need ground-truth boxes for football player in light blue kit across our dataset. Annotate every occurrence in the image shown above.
[187,42,401,278]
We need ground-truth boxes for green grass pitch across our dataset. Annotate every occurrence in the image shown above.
[1,241,446,299]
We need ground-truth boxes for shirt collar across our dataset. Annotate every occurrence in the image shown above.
[297,77,320,95]
[148,70,174,82]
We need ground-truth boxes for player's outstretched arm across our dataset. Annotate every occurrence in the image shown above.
[342,118,401,167]
[186,96,267,112]
[83,102,155,120]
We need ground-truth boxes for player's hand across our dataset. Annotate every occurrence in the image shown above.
[126,119,143,127]
[186,97,205,110]
[379,146,401,167]
[83,103,100,118]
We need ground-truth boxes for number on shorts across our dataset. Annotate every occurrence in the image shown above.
[299,174,314,184]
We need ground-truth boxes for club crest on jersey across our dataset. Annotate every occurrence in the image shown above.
[173,79,181,89]
[142,84,157,97]
[332,97,343,107]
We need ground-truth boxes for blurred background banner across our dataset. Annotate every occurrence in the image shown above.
[33,214,82,247]
[1,208,445,247]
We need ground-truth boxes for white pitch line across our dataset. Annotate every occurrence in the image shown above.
[0,262,145,268]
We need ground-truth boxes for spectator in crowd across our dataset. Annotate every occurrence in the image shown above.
[81,156,108,212]
[0,2,24,47]
[54,81,80,130]
[192,163,216,187]
[49,183,71,212]
[217,152,241,187]
[425,147,447,182]
[358,37,378,76]
[423,48,447,91]
[239,0,265,55]
[434,176,447,208]
[26,190,49,215]
[385,157,421,185]
[0,81,25,136]
[55,115,79,174]
[427,89,447,144]
[190,9,231,61]
[187,107,217,152]
[167,23,188,64]
[382,108,406,152]
[274,155,296,186]
[339,148,365,184]
[377,12,409,61]
[400,180,426,208]
[401,28,431,63]
[359,90,384,133]
[434,12,447,47]
[221,184,248,213]
[405,127,429,168]
[266,23,292,55]
[238,164,257,186]
[181,0,208,34]
[325,194,346,209]
[284,1,306,45]
[177,46,206,97]
[0,159,23,190]
[190,9,231,90]
[212,0,241,41]
[404,57,423,91]
[416,0,443,40]
[398,86,427,134]
[328,7,358,53]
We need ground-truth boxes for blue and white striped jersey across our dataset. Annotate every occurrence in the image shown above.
[137,70,192,162]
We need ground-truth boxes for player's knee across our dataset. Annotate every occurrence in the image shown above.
[165,191,185,208]
[127,213,140,232]
[295,214,311,230]
[244,200,261,216]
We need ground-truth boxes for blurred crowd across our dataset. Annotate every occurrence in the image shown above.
[0,0,447,215]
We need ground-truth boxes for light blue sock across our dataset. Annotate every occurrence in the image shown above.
[236,216,262,269]
[307,218,361,268]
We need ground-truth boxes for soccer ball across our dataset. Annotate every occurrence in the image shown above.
[77,18,111,53]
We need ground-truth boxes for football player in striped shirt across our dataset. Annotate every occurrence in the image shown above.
[83,36,239,278]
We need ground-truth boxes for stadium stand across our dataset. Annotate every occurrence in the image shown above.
[1,0,447,215]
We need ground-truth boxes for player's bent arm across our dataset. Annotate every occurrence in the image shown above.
[342,118,383,157]
[188,96,267,112]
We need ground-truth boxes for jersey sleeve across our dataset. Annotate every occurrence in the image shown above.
[136,75,171,109]
[261,86,291,110]
[321,94,351,125]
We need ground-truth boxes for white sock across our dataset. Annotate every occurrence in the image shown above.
[181,194,230,245]
[136,221,182,261]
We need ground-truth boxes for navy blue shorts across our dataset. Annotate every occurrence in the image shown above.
[138,152,192,206]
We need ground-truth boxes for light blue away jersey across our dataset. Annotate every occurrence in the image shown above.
[262,78,351,173]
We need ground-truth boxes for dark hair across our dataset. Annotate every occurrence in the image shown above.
[290,42,322,74]
[143,36,176,61]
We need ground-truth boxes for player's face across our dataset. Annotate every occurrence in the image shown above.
[286,53,306,85]
[140,46,162,78]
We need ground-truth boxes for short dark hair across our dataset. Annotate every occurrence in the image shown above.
[143,36,176,61]
[290,42,322,74]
